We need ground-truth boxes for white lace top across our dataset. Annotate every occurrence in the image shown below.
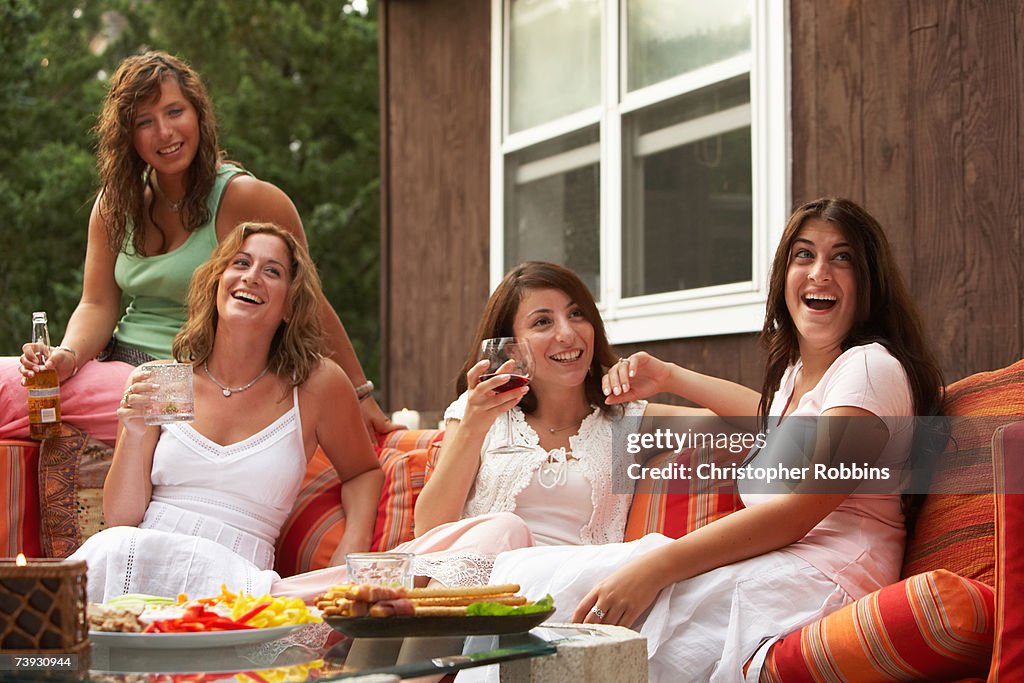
[443,393,647,545]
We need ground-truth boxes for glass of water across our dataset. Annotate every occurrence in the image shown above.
[141,362,195,425]
[346,552,415,588]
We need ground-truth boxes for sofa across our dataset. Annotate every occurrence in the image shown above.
[2,358,1022,681]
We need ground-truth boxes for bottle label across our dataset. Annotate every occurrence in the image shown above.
[28,387,60,399]
[39,408,57,423]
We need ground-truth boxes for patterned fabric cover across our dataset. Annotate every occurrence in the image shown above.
[38,425,113,558]
[624,446,744,541]
[902,358,1024,585]
[761,569,995,682]
[0,440,41,557]
[989,421,1024,679]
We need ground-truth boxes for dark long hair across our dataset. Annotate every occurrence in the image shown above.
[95,51,231,256]
[759,198,945,423]
[456,261,619,416]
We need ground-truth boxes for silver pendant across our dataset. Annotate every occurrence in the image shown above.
[222,389,232,397]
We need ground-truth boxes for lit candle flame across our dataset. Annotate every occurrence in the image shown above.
[16,553,26,566]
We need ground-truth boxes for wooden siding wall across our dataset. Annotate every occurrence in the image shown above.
[380,0,492,414]
[382,0,1024,413]
[790,0,1023,382]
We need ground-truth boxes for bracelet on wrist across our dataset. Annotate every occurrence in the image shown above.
[53,346,79,377]
[354,380,374,401]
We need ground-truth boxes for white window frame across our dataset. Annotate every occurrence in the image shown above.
[490,0,790,344]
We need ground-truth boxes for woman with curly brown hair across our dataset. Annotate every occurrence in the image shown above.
[71,223,383,602]
[1,51,394,444]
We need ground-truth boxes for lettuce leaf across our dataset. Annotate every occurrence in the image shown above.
[465,594,553,616]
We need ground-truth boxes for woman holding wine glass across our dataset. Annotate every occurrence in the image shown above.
[274,260,705,598]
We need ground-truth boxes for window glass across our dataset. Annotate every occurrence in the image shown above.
[625,0,750,91]
[509,0,602,133]
[504,126,601,294]
[621,77,752,297]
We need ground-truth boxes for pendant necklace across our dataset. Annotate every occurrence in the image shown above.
[152,175,185,212]
[203,361,270,397]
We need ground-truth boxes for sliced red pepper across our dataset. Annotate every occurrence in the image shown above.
[237,602,271,624]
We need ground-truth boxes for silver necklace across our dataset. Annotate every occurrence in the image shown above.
[203,360,270,397]
[152,175,184,211]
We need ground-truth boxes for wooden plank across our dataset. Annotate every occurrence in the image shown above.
[860,0,914,278]
[812,0,864,200]
[378,0,392,409]
[789,0,818,205]
[907,0,966,379]
[959,0,1022,373]
[384,0,492,412]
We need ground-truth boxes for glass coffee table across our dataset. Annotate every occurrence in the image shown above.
[0,627,558,682]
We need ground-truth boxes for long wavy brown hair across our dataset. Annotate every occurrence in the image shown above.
[456,261,619,416]
[759,198,945,424]
[172,223,325,386]
[95,51,229,256]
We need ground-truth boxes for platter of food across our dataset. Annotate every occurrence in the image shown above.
[317,583,555,638]
[90,623,305,650]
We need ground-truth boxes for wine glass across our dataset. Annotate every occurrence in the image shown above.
[479,337,535,454]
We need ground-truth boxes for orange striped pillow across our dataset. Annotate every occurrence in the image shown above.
[0,440,41,557]
[625,446,743,541]
[902,359,1024,585]
[274,448,345,577]
[372,446,431,551]
[761,569,994,682]
[989,421,1024,678]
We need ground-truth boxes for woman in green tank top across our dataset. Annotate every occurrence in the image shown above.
[6,51,396,445]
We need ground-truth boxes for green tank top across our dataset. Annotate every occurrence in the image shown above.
[113,164,248,359]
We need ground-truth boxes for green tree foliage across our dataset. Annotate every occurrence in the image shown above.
[0,0,380,380]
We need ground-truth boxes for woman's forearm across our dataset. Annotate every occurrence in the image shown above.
[335,468,384,555]
[664,364,761,418]
[102,430,157,526]
[413,421,486,535]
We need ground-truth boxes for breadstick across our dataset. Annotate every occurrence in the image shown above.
[406,583,521,599]
[413,605,469,616]
[409,595,527,607]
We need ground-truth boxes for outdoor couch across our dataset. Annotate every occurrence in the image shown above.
[2,358,1022,681]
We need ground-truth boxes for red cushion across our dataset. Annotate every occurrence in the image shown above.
[989,420,1024,678]
[624,446,743,541]
[0,440,41,557]
[762,569,994,682]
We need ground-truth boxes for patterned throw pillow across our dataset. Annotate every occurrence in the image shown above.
[624,446,744,541]
[761,569,995,682]
[989,420,1024,678]
[0,440,42,557]
[902,358,1024,585]
[275,430,444,574]
[37,425,114,558]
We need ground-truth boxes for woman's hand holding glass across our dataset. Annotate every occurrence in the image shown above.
[116,368,156,435]
[470,337,535,453]
[602,351,674,403]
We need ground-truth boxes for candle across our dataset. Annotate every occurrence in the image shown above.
[391,408,421,430]
[1,555,89,656]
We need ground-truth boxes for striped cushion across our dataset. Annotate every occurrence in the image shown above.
[276,430,444,572]
[624,446,743,541]
[761,569,994,682]
[274,447,345,577]
[902,359,1024,585]
[989,420,1024,678]
[0,440,42,557]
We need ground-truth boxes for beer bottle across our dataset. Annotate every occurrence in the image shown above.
[26,312,62,439]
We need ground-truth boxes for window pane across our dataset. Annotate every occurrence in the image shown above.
[509,0,601,133]
[626,0,751,92]
[505,127,601,294]
[622,77,752,298]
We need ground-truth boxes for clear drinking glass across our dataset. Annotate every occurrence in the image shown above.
[479,337,535,454]
[346,552,415,589]
[141,362,195,425]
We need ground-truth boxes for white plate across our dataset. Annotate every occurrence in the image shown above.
[90,623,305,650]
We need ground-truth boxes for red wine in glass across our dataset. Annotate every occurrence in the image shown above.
[480,373,531,393]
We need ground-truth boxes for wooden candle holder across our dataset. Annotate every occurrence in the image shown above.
[0,558,88,656]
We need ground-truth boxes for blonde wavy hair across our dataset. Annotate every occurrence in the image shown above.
[95,51,230,256]
[173,223,325,386]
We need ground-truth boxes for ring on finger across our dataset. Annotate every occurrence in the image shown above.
[122,390,131,406]
[590,606,606,620]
